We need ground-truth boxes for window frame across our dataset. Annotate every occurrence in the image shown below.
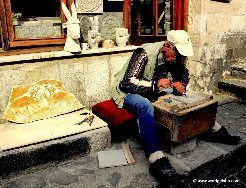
[123,0,189,45]
[0,0,73,50]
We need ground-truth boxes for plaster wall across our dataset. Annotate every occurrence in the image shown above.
[188,0,246,92]
[0,52,131,124]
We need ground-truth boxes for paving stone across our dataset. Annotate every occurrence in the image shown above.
[64,156,98,171]
[227,127,246,139]
[4,176,46,188]
[122,173,158,188]
[227,118,246,134]
[4,180,18,188]
[216,101,246,134]
[216,106,241,125]
[68,156,97,168]
[126,138,142,149]
[60,167,95,176]
[77,175,98,188]
[174,141,226,170]
[170,138,197,155]
[97,185,108,188]
[221,102,246,115]
[166,154,192,175]
[204,141,243,156]
[47,170,79,185]
[107,172,121,187]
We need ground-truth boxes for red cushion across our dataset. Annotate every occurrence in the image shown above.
[92,100,136,127]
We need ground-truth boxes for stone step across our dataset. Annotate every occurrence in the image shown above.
[218,78,246,98]
[231,63,246,80]
[0,110,111,177]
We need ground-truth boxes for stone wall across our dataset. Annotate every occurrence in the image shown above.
[0,51,132,124]
[188,0,246,93]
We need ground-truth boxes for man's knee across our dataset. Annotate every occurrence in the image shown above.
[138,97,154,114]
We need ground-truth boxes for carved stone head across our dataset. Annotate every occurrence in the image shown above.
[115,28,129,47]
[88,30,101,49]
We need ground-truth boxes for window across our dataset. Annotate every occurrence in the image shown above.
[0,0,71,50]
[123,0,188,45]
[0,0,188,51]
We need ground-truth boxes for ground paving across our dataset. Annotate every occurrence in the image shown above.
[0,98,245,188]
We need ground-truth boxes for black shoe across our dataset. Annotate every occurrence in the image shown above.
[149,157,179,182]
[200,126,241,145]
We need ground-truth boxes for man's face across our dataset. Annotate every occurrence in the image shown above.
[162,42,176,63]
[162,42,187,63]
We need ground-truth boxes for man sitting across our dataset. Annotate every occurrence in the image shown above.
[111,30,241,182]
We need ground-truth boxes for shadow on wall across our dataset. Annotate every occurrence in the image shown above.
[222,33,246,62]
[211,0,232,3]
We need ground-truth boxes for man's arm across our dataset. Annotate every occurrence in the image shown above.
[119,48,159,100]
[171,58,190,95]
[151,51,172,92]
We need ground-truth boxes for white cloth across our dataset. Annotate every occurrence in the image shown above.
[211,121,222,132]
[149,151,165,163]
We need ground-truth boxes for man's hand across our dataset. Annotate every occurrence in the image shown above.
[157,78,171,89]
[172,82,185,94]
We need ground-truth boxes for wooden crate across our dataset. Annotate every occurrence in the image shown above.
[152,92,218,143]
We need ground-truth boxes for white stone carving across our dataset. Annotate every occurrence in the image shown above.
[87,16,101,49]
[88,30,101,49]
[115,28,129,47]
[89,16,99,32]
[81,43,90,50]
[62,2,81,53]
[76,0,103,13]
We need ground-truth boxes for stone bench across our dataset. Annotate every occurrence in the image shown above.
[0,109,111,176]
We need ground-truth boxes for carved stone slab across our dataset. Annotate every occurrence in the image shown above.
[99,13,123,40]
[3,80,84,123]
[76,0,103,13]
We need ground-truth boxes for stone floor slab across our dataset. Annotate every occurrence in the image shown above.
[216,106,242,125]
[221,101,246,114]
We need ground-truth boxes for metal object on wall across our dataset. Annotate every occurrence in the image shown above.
[76,0,103,13]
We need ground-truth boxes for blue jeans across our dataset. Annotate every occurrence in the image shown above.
[123,94,160,155]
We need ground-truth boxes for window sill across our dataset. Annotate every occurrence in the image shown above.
[0,45,138,65]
